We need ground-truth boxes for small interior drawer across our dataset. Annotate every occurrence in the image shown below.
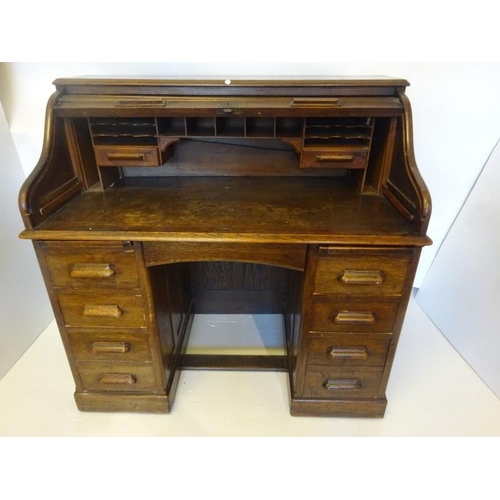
[306,333,391,367]
[77,362,159,392]
[300,148,368,169]
[94,146,160,167]
[314,248,413,296]
[310,299,399,334]
[68,329,151,363]
[42,242,139,289]
[57,292,146,328]
[303,367,384,399]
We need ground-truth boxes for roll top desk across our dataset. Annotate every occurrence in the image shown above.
[19,77,431,417]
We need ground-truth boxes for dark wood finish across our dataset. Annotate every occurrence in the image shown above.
[21,177,430,246]
[77,362,158,392]
[68,330,152,362]
[94,146,160,168]
[74,392,170,413]
[189,261,286,314]
[19,77,431,418]
[63,118,100,190]
[290,396,387,418]
[306,333,391,367]
[57,292,146,328]
[314,247,413,296]
[302,367,384,399]
[301,148,368,170]
[143,242,307,271]
[40,241,140,289]
[181,354,287,371]
[310,299,400,333]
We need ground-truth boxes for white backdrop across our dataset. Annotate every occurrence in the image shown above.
[0,101,52,379]
[417,139,500,397]
[1,62,500,288]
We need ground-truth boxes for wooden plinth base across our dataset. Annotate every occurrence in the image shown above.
[290,397,387,418]
[75,392,171,413]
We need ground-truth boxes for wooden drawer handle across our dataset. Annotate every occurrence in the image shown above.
[83,304,123,318]
[91,341,130,354]
[315,155,354,163]
[291,97,339,106]
[70,263,115,279]
[339,270,384,285]
[98,373,137,385]
[115,100,166,107]
[324,378,361,391]
[334,311,375,325]
[106,153,146,161]
[327,347,368,360]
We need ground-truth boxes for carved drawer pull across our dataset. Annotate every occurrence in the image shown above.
[327,347,368,360]
[324,378,361,391]
[70,263,115,279]
[83,304,123,318]
[315,155,354,163]
[339,270,384,285]
[91,341,130,354]
[106,153,146,161]
[334,311,375,324]
[98,373,137,385]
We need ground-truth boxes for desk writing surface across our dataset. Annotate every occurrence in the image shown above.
[33,177,415,244]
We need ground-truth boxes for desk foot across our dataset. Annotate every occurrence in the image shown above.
[74,392,171,413]
[290,397,387,418]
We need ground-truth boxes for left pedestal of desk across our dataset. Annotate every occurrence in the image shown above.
[33,240,179,413]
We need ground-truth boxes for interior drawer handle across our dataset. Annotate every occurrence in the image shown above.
[83,304,123,318]
[339,270,384,285]
[98,373,137,385]
[106,153,146,161]
[70,263,115,279]
[315,155,354,163]
[324,378,361,391]
[327,347,368,360]
[91,341,130,354]
[334,311,375,325]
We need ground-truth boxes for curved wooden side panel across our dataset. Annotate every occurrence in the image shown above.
[18,90,83,229]
[383,89,432,235]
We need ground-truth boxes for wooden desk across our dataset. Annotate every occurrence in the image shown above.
[19,77,431,417]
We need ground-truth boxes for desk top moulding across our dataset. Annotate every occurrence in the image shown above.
[19,77,431,418]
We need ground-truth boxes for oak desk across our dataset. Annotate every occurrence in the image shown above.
[19,77,431,417]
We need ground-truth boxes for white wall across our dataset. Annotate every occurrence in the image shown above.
[0,100,52,379]
[417,139,500,397]
[1,62,500,288]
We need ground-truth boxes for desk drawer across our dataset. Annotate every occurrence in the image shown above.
[94,146,160,167]
[310,299,399,333]
[303,367,383,399]
[301,148,368,169]
[57,292,146,328]
[314,248,413,296]
[306,333,391,367]
[77,362,158,392]
[68,329,151,363]
[42,243,139,289]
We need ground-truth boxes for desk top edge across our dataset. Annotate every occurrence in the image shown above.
[53,76,410,88]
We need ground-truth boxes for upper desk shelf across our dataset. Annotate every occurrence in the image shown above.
[19,77,431,239]
[87,115,374,170]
